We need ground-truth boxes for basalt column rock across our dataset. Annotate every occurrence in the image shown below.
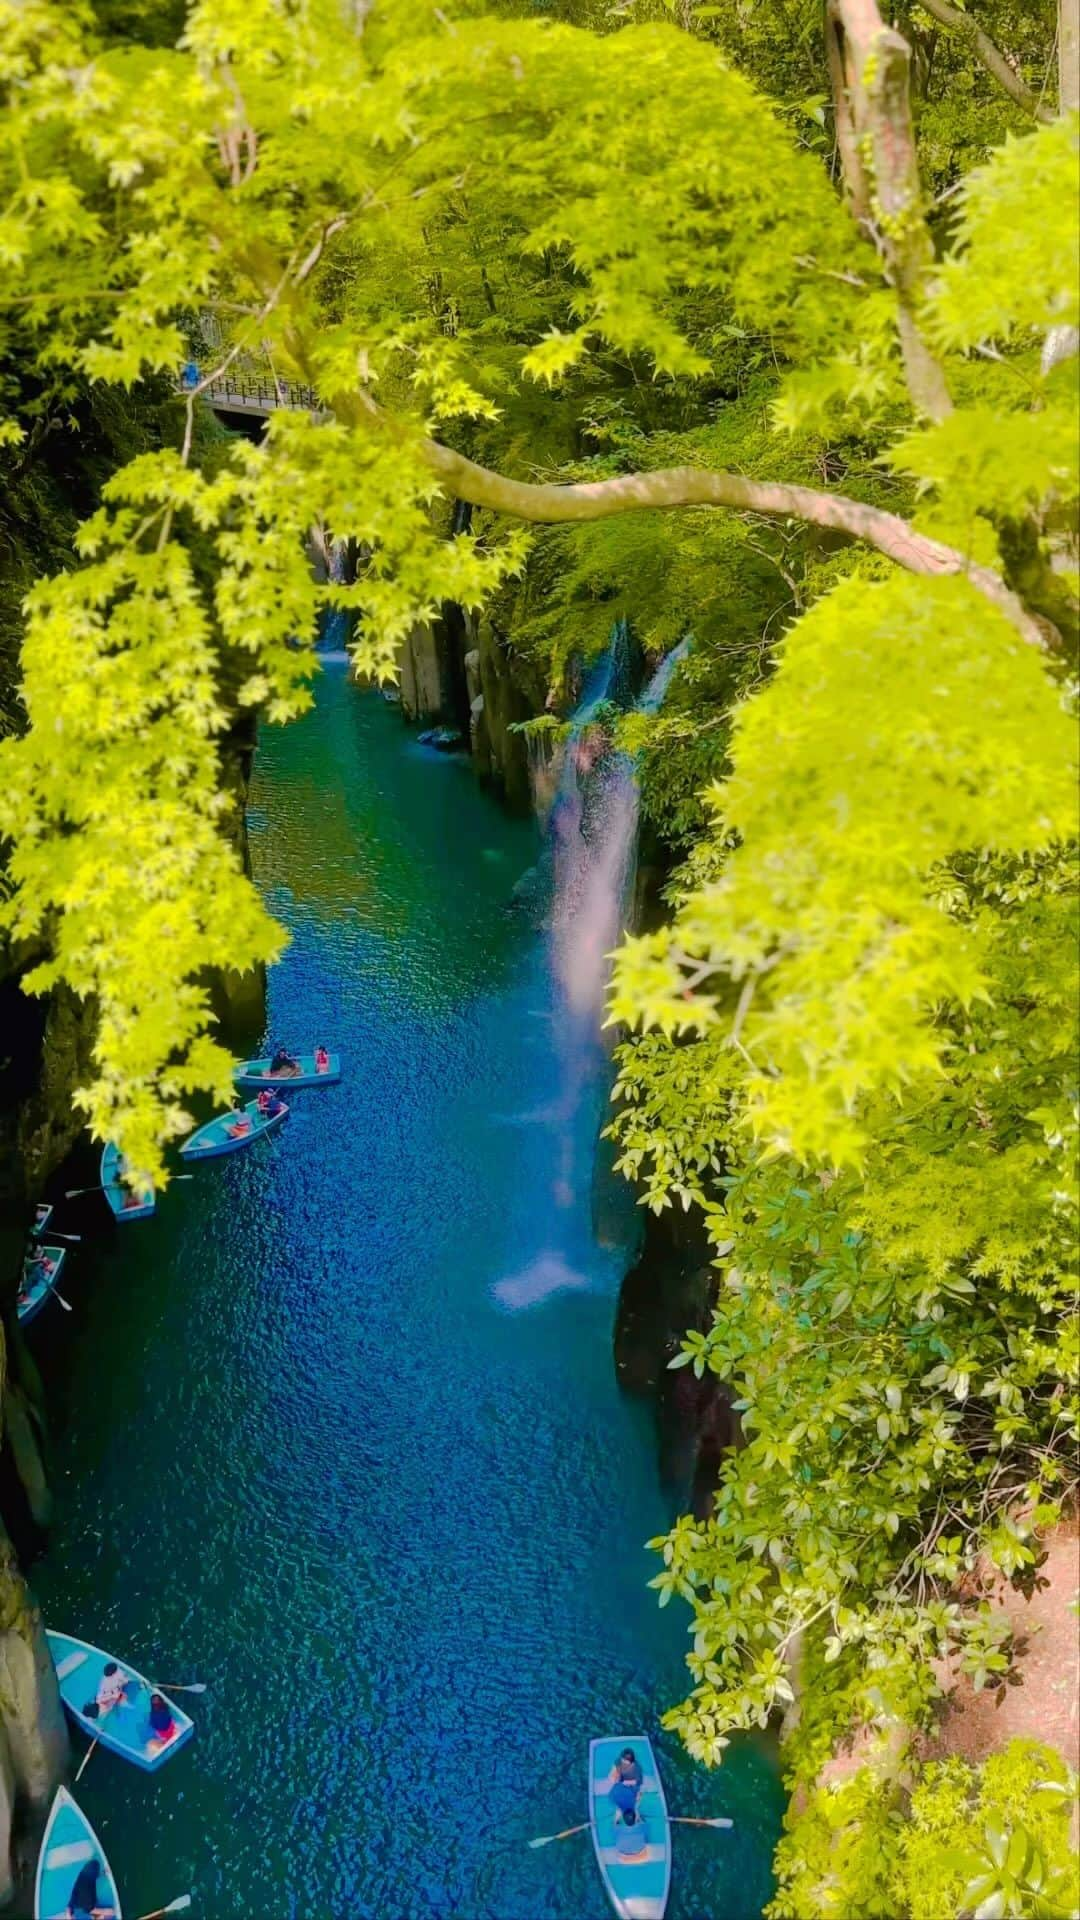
[615,1201,735,1518]
[474,616,542,813]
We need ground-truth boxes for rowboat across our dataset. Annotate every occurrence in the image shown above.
[589,1735,671,1920]
[101,1143,155,1222]
[36,1786,121,1920]
[33,1202,52,1237]
[18,1247,67,1327]
[179,1097,288,1160]
[47,1630,194,1772]
[233,1052,341,1088]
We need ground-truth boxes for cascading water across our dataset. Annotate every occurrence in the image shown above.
[493,624,689,1306]
[551,627,690,1024]
[546,625,690,1210]
[318,535,351,654]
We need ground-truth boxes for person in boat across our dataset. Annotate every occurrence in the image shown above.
[269,1046,300,1076]
[66,1854,115,1920]
[32,1249,56,1277]
[608,1747,644,1793]
[83,1661,132,1719]
[225,1108,253,1138]
[613,1806,649,1861]
[609,1776,640,1817]
[256,1088,286,1119]
[314,1044,330,1074]
[145,1689,178,1754]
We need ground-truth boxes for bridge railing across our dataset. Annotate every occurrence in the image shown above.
[180,371,318,412]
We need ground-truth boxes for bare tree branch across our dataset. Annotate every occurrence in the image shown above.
[411,433,1049,650]
[917,0,1056,122]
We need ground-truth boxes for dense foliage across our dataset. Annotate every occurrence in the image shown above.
[0,0,1077,1910]
[770,1738,1080,1920]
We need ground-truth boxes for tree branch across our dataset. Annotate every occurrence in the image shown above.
[412,435,1049,649]
[824,0,870,218]
[1063,0,1080,112]
[828,0,953,422]
[917,0,1056,122]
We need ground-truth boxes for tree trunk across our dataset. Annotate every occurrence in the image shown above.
[824,2,870,217]
[829,0,953,421]
[1061,0,1079,112]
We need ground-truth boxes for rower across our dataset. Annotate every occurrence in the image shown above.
[613,1806,649,1861]
[146,1690,179,1756]
[67,1855,115,1920]
[609,1747,644,1793]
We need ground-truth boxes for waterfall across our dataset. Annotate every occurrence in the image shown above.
[318,537,350,654]
[638,632,691,715]
[547,626,688,1203]
[551,627,688,1023]
[494,626,689,1306]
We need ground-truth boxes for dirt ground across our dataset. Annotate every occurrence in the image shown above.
[918,1519,1080,1773]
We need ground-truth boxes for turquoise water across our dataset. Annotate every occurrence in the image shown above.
[31,664,782,1918]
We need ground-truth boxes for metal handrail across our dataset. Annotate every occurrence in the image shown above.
[178,372,317,410]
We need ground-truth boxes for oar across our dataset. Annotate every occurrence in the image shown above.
[65,1177,190,1198]
[20,1272,73,1312]
[527,1822,589,1849]
[74,1686,124,1780]
[43,1231,81,1244]
[134,1896,192,1920]
[150,1681,207,1695]
[670,1815,734,1830]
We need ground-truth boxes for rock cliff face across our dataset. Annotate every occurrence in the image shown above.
[396,605,545,814]
[614,1201,734,1519]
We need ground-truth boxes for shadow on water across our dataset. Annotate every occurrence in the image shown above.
[30,661,782,1918]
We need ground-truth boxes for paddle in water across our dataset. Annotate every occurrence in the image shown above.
[528,1811,732,1848]
[74,1685,127,1780]
[150,1681,207,1695]
[527,1822,590,1849]
[134,1896,192,1920]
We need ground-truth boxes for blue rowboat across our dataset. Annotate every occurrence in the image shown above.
[35,1786,120,1920]
[33,1203,52,1238]
[234,1052,341,1088]
[179,1097,288,1160]
[18,1247,67,1328]
[589,1735,671,1920]
[100,1144,155,1222]
[46,1630,194,1773]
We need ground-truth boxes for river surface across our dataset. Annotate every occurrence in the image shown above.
[32,662,781,1918]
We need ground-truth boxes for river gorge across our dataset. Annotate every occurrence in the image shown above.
[24,662,782,1918]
